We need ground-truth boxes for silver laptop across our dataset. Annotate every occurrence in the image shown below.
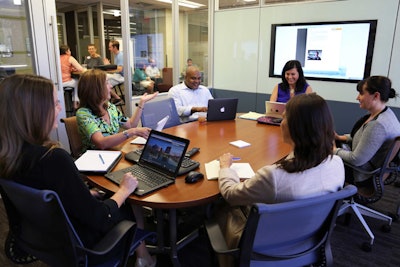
[257,101,286,126]
[206,98,238,121]
[105,130,190,196]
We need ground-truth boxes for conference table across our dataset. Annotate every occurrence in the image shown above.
[85,117,291,266]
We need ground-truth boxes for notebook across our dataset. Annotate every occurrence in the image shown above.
[206,98,238,121]
[105,130,190,196]
[257,101,286,126]
[75,150,122,173]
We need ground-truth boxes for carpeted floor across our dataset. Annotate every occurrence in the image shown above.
[1,182,400,267]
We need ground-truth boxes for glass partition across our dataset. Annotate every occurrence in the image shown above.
[0,0,34,77]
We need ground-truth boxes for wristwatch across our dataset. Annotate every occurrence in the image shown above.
[122,130,130,139]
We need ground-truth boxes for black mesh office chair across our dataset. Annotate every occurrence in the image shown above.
[338,136,400,251]
[0,178,156,267]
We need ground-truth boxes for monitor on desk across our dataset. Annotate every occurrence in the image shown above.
[94,64,117,71]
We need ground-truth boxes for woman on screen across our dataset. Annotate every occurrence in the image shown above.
[270,60,313,103]
[0,74,156,266]
[215,93,343,266]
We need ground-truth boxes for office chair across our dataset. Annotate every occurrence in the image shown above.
[205,185,357,267]
[0,178,156,267]
[141,97,181,129]
[60,116,84,159]
[338,136,400,251]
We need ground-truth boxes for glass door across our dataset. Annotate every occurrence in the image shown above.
[0,0,34,77]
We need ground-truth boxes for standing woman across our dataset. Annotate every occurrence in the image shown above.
[0,74,156,266]
[335,76,400,189]
[270,60,313,103]
[76,69,157,152]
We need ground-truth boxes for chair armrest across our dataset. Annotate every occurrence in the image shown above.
[205,218,239,256]
[86,220,136,255]
[344,161,381,176]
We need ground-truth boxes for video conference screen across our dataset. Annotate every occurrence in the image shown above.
[269,20,377,83]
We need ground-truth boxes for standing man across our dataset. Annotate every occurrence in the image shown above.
[168,66,213,122]
[107,40,124,104]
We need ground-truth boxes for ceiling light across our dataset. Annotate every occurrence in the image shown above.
[157,0,205,9]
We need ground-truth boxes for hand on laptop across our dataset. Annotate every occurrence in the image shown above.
[120,172,138,193]
[191,106,207,113]
[129,127,151,139]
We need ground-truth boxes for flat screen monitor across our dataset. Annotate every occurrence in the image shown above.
[269,20,377,83]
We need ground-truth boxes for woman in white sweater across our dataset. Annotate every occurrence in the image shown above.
[216,93,344,263]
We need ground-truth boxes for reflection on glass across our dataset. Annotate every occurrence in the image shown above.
[0,0,33,77]
[219,0,259,9]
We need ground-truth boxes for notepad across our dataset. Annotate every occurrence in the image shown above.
[74,150,122,173]
[205,160,255,180]
[230,140,251,148]
[239,112,265,121]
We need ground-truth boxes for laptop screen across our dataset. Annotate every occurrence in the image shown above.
[139,130,190,176]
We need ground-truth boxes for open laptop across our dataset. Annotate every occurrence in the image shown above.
[207,98,238,121]
[105,130,190,196]
[257,101,286,126]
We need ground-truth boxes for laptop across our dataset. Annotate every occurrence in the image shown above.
[206,98,238,121]
[257,101,286,126]
[105,130,190,196]
[94,64,117,71]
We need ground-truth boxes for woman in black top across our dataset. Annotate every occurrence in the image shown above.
[0,74,155,266]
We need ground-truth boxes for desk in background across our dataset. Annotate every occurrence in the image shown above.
[85,118,291,266]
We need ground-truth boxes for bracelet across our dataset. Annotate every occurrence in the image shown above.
[138,105,143,110]
[122,130,130,139]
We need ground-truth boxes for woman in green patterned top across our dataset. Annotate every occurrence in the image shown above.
[76,69,157,153]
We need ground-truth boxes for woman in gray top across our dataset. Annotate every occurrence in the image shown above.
[335,76,400,185]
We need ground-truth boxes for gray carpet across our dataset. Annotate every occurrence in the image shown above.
[1,183,400,267]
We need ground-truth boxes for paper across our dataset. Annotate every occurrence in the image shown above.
[205,160,255,180]
[239,112,265,121]
[74,150,122,173]
[230,140,251,148]
[131,137,147,145]
[130,115,169,145]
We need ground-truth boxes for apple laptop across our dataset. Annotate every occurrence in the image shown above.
[257,101,286,126]
[206,98,238,121]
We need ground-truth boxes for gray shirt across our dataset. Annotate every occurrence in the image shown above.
[336,107,400,182]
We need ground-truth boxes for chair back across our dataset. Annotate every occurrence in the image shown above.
[141,97,181,129]
[0,179,87,266]
[60,116,83,159]
[349,136,400,204]
[238,185,357,267]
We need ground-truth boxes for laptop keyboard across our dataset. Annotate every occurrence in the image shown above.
[120,165,172,188]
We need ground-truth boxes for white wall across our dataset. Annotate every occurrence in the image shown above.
[214,0,400,107]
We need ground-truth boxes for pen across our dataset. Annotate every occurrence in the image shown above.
[217,157,241,161]
[98,154,105,164]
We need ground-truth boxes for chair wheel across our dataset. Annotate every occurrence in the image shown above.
[381,224,391,233]
[361,242,372,252]
[388,212,399,222]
